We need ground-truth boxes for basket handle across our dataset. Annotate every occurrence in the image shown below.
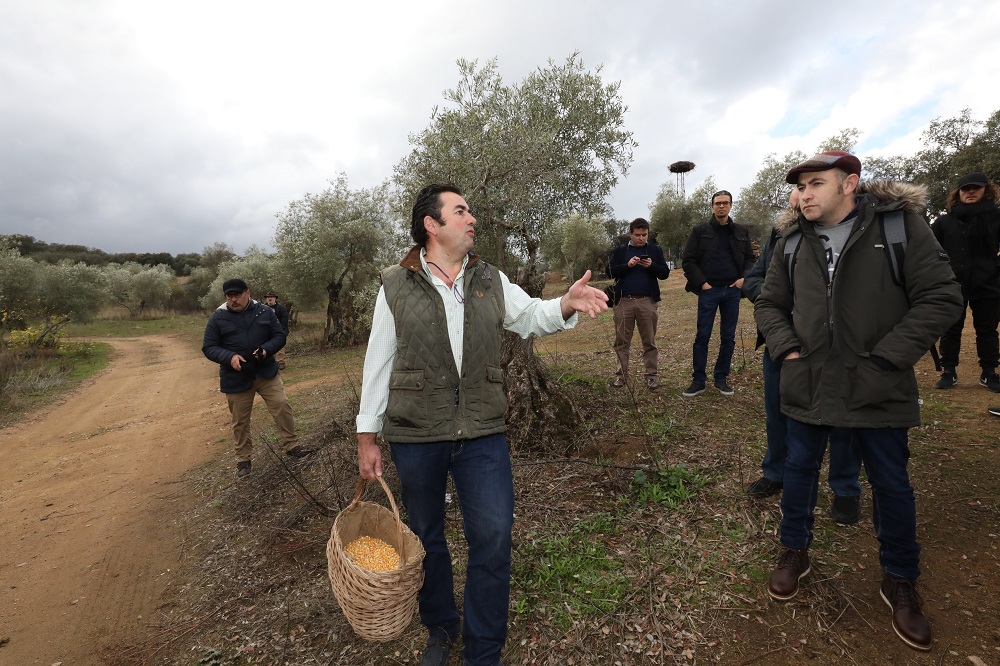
[351,476,407,564]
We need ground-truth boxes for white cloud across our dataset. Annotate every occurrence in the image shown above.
[2,0,1000,254]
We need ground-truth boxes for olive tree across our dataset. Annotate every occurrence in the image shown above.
[104,262,174,317]
[274,176,404,346]
[393,53,635,452]
[540,213,614,282]
[649,177,719,259]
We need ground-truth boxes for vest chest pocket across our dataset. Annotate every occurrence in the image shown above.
[478,364,507,421]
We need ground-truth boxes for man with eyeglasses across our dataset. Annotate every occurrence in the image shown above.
[931,171,1000,392]
[356,184,608,666]
[202,278,312,478]
[680,190,756,396]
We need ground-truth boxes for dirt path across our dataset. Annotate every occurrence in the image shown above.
[0,335,229,665]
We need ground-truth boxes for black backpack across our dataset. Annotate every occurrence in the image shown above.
[783,210,907,288]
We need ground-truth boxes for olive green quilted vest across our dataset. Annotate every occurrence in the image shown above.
[380,251,506,443]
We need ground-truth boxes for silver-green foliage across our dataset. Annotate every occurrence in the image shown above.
[0,250,106,327]
[539,213,613,281]
[273,176,404,345]
[649,176,719,258]
[394,53,635,290]
[104,262,174,316]
[201,247,280,310]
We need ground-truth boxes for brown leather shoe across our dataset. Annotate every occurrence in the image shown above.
[768,548,810,600]
[880,574,932,651]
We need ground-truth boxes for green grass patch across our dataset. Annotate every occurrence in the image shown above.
[631,463,708,508]
[512,512,631,630]
[0,340,112,427]
[64,313,206,343]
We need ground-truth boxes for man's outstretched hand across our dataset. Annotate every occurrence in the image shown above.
[561,270,610,320]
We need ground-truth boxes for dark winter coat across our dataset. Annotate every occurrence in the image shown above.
[681,217,756,293]
[202,300,286,393]
[742,209,797,348]
[269,301,290,334]
[931,200,1000,299]
[605,241,671,302]
[754,181,963,428]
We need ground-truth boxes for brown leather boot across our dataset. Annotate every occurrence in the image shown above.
[768,548,810,600]
[880,574,932,651]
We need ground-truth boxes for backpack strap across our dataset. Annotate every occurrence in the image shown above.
[880,210,907,287]
[783,230,803,291]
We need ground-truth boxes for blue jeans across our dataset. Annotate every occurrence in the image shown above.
[781,420,921,579]
[761,351,862,496]
[389,434,514,666]
[693,286,741,384]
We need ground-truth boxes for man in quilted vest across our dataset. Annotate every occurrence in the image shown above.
[357,184,607,666]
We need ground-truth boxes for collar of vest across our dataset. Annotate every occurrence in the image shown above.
[399,245,481,273]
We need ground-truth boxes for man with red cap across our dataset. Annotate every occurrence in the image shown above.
[755,151,962,651]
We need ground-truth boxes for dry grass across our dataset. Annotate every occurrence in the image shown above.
[109,273,1000,666]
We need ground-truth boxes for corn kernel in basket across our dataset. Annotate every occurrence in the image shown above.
[345,535,400,572]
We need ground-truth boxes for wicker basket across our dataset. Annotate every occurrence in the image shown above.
[327,476,425,641]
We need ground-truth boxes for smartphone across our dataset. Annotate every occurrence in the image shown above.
[638,254,649,260]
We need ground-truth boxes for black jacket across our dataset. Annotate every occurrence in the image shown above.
[606,242,671,302]
[269,301,290,334]
[681,217,756,293]
[203,300,286,393]
[931,201,1000,299]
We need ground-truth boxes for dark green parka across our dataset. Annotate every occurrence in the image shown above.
[754,181,962,428]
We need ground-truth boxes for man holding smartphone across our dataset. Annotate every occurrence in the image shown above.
[606,217,671,389]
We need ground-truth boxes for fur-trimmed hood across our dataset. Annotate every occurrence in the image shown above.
[776,180,929,233]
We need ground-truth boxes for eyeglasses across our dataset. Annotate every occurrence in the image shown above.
[713,201,732,206]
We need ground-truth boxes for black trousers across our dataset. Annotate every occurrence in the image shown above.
[939,296,1000,371]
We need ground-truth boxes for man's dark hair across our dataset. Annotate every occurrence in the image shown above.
[411,183,463,246]
[629,217,650,232]
[711,190,733,204]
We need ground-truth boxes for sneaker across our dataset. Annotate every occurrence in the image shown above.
[236,461,252,478]
[989,406,1000,417]
[831,495,861,525]
[980,372,1000,392]
[612,376,626,387]
[768,548,810,600]
[420,637,452,666]
[880,574,932,651]
[747,477,783,499]
[935,369,957,389]
[286,445,314,459]
[681,381,705,397]
[646,377,658,390]
[714,379,735,396]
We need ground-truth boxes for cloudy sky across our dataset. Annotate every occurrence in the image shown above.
[3,0,1000,256]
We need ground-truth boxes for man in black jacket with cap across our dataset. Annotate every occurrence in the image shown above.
[203,278,312,477]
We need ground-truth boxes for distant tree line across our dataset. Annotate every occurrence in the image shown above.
[2,233,207,276]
